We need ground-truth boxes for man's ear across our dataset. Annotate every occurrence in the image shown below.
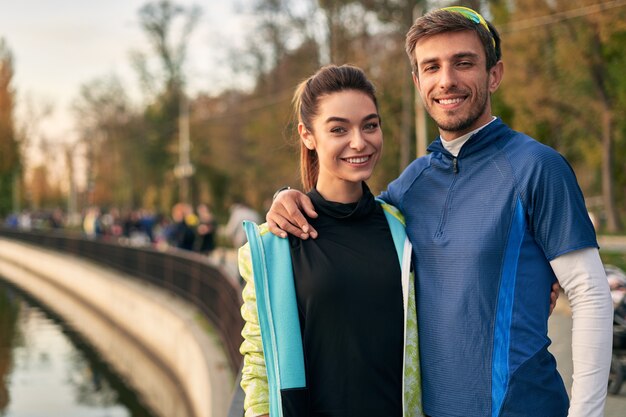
[488,61,504,93]
[298,123,315,150]
[412,71,420,89]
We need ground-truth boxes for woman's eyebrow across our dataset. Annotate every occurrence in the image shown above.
[324,116,349,124]
[324,113,379,124]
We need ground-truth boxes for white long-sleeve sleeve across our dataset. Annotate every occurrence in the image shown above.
[549,247,613,417]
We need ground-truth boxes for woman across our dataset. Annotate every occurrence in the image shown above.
[238,64,423,417]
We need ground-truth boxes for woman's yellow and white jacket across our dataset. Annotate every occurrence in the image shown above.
[238,201,423,417]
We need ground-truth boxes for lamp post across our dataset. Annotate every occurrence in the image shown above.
[174,91,194,203]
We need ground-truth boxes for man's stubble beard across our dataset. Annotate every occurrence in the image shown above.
[430,82,490,134]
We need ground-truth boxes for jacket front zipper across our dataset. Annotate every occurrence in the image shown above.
[435,156,460,238]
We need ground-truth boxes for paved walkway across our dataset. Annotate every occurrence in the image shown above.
[208,247,242,287]
[598,235,626,252]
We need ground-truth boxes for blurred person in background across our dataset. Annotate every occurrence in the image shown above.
[166,202,197,251]
[225,199,261,248]
[195,203,217,255]
[82,206,101,239]
[121,209,154,247]
[49,208,65,229]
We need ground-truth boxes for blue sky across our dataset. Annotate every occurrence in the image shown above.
[0,0,252,142]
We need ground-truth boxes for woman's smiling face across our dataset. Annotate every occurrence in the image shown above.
[300,89,382,203]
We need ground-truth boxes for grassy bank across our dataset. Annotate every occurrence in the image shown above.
[601,251,626,271]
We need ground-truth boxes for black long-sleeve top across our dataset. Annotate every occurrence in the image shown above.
[288,184,403,417]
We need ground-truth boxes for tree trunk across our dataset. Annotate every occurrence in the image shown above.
[586,25,623,233]
[400,59,412,170]
[601,108,621,232]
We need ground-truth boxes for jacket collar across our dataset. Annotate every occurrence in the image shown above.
[427,118,511,159]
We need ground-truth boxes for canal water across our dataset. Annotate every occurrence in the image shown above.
[0,280,156,417]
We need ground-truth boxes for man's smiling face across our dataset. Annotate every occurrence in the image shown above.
[412,30,503,141]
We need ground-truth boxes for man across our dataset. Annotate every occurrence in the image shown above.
[266,6,613,417]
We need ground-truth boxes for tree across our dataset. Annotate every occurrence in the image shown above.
[73,75,142,209]
[184,0,321,213]
[133,0,201,96]
[132,0,202,210]
[0,39,19,217]
[358,0,429,172]
[192,40,320,213]
[27,164,52,210]
[199,0,429,207]
[307,0,431,174]
[568,0,626,232]
[495,0,625,232]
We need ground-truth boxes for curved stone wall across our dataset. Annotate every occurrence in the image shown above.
[0,238,233,417]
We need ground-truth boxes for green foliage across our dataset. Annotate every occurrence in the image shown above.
[190,37,320,212]
[73,75,145,210]
[0,39,18,217]
[601,252,626,272]
[0,176,13,215]
[15,0,622,231]
[142,89,180,182]
[67,1,203,214]
[493,0,626,231]
[605,28,626,212]
[134,1,200,211]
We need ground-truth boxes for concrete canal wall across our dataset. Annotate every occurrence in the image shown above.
[0,238,233,417]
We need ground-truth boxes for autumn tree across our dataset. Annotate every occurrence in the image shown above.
[0,39,19,217]
[495,0,625,232]
[357,0,429,182]
[560,0,626,232]
[163,0,324,212]
[132,0,202,211]
[26,163,63,210]
[201,0,430,205]
[73,75,144,209]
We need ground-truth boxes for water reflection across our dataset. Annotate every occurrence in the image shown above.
[0,281,20,411]
[0,281,155,417]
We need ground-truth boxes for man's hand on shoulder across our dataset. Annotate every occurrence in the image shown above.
[266,189,318,239]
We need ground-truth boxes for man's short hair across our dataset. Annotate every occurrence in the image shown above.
[405,8,502,74]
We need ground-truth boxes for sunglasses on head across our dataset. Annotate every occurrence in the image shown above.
[441,6,496,49]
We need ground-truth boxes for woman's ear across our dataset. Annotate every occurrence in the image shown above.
[299,123,315,150]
